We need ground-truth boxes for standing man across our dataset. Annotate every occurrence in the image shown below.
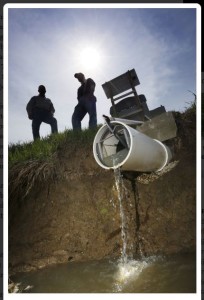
[72,73,97,130]
[26,85,58,140]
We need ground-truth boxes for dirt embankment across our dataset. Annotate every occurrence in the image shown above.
[8,110,196,275]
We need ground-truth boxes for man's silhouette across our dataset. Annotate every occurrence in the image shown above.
[72,73,97,130]
[26,85,58,140]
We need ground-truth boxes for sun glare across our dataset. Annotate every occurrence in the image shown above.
[79,47,101,69]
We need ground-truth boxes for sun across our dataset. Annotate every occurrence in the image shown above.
[79,46,101,70]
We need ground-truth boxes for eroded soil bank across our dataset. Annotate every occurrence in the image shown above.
[8,110,196,275]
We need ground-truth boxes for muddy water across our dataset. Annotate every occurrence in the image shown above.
[12,253,196,293]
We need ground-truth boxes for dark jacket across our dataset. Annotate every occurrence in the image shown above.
[26,95,55,120]
[77,78,96,101]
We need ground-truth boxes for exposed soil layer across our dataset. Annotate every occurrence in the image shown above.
[9,110,196,275]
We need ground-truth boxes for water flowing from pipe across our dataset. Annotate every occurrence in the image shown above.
[113,167,148,291]
[114,167,128,264]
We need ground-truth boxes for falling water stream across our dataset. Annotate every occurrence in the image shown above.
[113,167,150,292]
[114,167,128,264]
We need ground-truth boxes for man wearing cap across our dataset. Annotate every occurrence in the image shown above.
[72,73,97,130]
[26,85,58,140]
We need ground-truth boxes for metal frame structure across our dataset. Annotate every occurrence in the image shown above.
[102,69,143,117]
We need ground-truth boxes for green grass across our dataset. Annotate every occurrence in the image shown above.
[8,127,100,167]
[183,100,196,116]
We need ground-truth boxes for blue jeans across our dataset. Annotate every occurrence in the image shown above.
[32,111,58,140]
[72,96,97,130]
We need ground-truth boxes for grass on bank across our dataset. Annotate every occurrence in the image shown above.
[9,127,99,167]
[182,100,196,119]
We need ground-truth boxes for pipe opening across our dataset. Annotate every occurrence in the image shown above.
[95,124,131,168]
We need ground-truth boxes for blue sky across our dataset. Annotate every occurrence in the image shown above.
[7,6,197,144]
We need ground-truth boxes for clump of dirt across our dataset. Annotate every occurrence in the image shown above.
[8,108,196,275]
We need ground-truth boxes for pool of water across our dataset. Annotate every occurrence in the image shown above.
[12,253,196,293]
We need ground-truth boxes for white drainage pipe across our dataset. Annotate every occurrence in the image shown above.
[93,121,172,172]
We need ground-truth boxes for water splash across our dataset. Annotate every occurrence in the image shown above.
[117,259,147,281]
[114,255,163,292]
[114,257,155,292]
